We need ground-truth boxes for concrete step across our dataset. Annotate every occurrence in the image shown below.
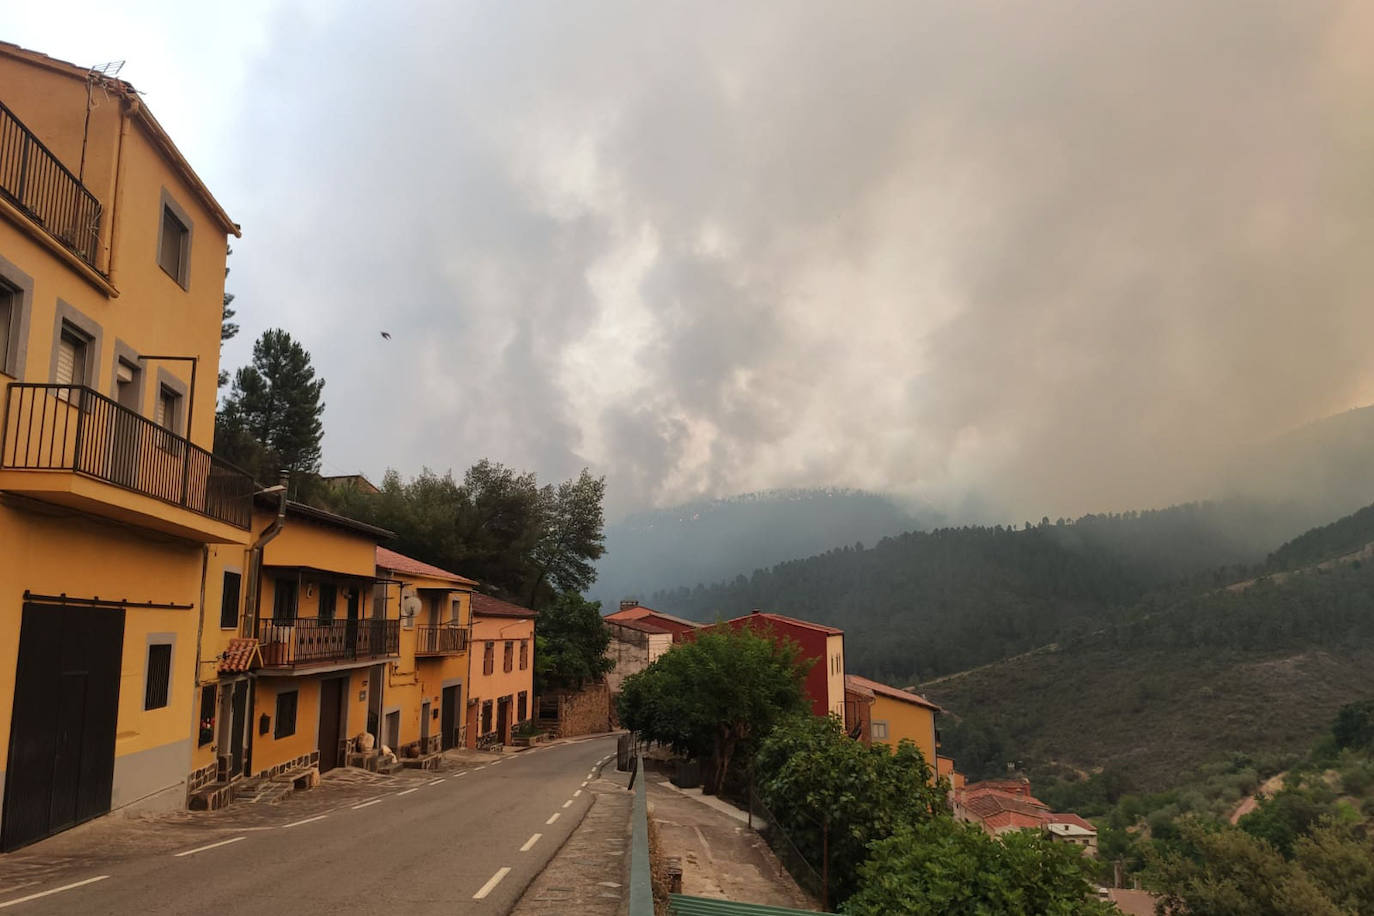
[188,782,233,811]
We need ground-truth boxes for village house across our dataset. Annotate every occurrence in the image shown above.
[717,611,846,718]
[374,546,475,762]
[0,43,252,849]
[604,599,702,643]
[188,498,398,808]
[842,673,945,780]
[953,778,1099,855]
[467,593,536,747]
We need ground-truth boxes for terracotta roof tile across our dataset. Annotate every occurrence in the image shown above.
[218,638,260,673]
[376,546,477,586]
[729,611,844,636]
[471,592,538,619]
[845,674,941,711]
[609,617,673,635]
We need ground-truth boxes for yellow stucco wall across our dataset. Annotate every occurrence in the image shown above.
[252,677,321,774]
[0,499,204,812]
[870,693,938,767]
[380,578,470,750]
[0,53,230,450]
[825,633,846,718]
[469,614,535,742]
[266,518,378,578]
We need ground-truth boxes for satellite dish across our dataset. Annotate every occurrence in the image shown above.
[401,585,422,619]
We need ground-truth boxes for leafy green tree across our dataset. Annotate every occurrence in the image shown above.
[1148,820,1372,916]
[217,329,325,484]
[527,469,606,607]
[843,820,1113,916]
[534,592,613,691]
[1332,700,1374,751]
[1239,785,1332,856]
[617,625,808,794]
[755,714,947,904]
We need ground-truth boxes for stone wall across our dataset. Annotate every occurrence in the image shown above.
[550,682,612,738]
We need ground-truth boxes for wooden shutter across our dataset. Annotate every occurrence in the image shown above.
[55,333,78,385]
[0,293,11,372]
[144,643,172,710]
[219,572,242,630]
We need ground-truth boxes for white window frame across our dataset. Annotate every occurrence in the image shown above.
[871,720,889,740]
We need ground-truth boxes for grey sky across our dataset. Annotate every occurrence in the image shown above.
[8,1,1373,520]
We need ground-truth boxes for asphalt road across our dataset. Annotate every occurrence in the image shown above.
[0,734,621,915]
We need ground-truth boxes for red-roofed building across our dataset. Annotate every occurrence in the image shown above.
[716,611,845,718]
[604,600,702,643]
[953,778,1098,855]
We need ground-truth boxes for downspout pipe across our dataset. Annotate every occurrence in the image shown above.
[240,471,288,779]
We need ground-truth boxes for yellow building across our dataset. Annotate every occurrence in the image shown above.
[375,546,475,759]
[0,44,251,850]
[844,674,941,771]
[189,499,397,804]
[467,594,537,747]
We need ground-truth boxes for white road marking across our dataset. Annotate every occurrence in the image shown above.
[562,799,573,808]
[429,778,445,785]
[454,771,467,776]
[520,833,542,852]
[0,876,109,909]
[282,814,329,828]
[352,798,384,810]
[472,867,512,900]
[573,789,582,797]
[173,836,246,857]
[581,781,588,788]
[396,787,421,797]
[474,766,486,771]
[546,812,560,825]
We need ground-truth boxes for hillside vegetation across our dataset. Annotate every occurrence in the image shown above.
[652,500,1303,682]
[925,504,1374,792]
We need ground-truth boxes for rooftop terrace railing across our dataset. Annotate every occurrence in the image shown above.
[0,101,102,269]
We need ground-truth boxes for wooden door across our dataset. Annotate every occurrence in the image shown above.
[317,677,345,773]
[2,603,124,852]
[440,685,459,750]
[496,696,510,744]
[229,680,248,777]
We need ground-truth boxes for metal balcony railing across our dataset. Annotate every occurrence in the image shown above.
[0,101,103,269]
[257,618,401,668]
[414,624,469,656]
[1,384,253,529]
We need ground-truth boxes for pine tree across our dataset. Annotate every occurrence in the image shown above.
[218,329,325,481]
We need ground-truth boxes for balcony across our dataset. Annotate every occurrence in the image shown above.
[257,618,401,671]
[0,384,253,541]
[0,101,103,270]
[415,624,469,657]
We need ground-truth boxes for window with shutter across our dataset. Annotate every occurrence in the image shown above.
[519,639,528,670]
[145,643,172,710]
[198,685,217,747]
[156,385,180,432]
[503,641,514,673]
[273,577,298,624]
[318,584,337,622]
[56,329,86,387]
[483,641,494,675]
[274,690,298,738]
[219,571,241,629]
[158,206,189,284]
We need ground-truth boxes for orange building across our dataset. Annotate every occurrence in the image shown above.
[466,594,536,747]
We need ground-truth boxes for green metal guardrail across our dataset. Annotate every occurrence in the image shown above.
[630,753,653,916]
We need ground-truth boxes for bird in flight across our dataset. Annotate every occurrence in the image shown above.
[380,331,392,340]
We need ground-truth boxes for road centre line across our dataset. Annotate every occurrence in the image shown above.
[429,778,445,785]
[173,836,246,858]
[573,789,582,797]
[352,798,384,810]
[0,876,110,910]
[473,867,512,900]
[282,814,329,828]
[396,787,421,797]
[581,781,588,787]
[546,812,560,825]
[562,799,573,808]
[520,833,542,852]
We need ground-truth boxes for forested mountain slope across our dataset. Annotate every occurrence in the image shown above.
[590,488,930,612]
[651,500,1301,682]
[925,505,1374,791]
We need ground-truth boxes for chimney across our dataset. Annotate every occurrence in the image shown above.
[619,599,640,611]
[751,608,761,615]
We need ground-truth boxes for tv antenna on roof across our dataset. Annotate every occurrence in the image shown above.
[90,60,125,78]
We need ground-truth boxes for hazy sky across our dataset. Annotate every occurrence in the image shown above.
[7,1,1373,519]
